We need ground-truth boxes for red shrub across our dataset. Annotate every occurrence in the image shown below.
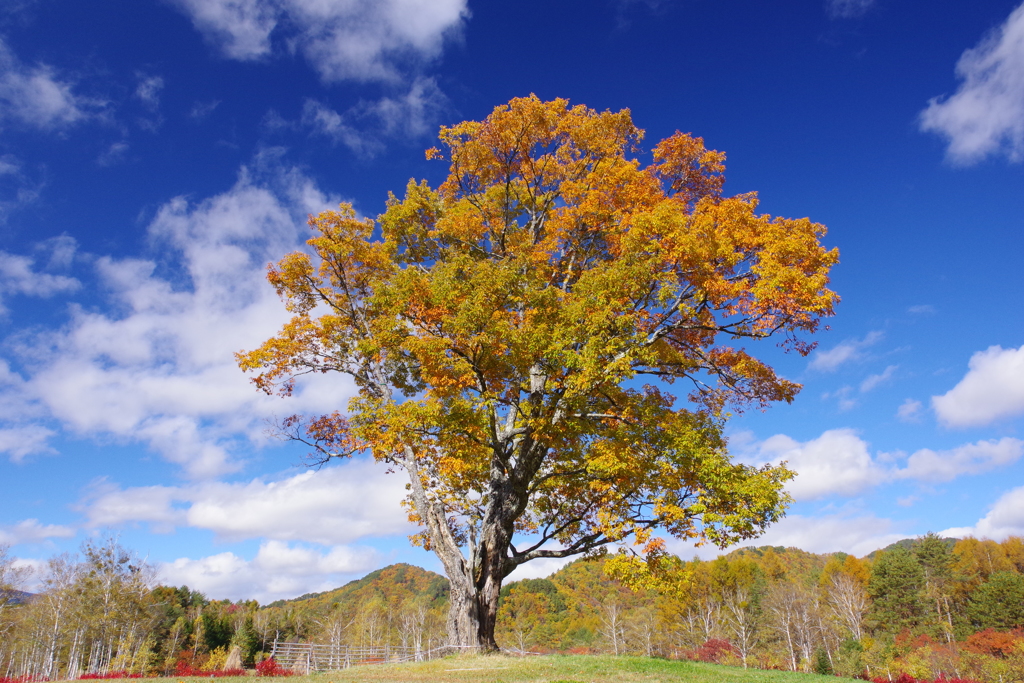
[872,675,919,683]
[173,661,244,678]
[255,659,292,677]
[691,638,738,664]
[871,676,983,683]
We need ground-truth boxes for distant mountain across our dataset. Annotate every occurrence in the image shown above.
[0,589,35,605]
[868,536,958,559]
[263,538,956,612]
[264,563,449,611]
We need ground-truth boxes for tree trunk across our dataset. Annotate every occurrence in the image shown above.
[445,569,502,651]
[403,446,510,652]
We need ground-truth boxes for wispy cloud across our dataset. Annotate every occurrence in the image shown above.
[0,153,44,222]
[860,364,897,393]
[0,518,75,545]
[0,37,105,130]
[920,2,1024,164]
[189,100,220,121]
[133,74,164,110]
[809,330,883,372]
[826,0,875,20]
[897,398,923,422]
[301,77,448,156]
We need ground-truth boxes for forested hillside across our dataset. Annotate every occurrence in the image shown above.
[4,535,1024,682]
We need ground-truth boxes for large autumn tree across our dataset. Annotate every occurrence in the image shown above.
[238,96,838,650]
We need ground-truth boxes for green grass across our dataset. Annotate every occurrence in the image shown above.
[153,655,855,683]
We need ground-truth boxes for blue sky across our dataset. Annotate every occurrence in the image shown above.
[1,0,1024,602]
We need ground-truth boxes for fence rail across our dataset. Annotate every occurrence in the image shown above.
[268,641,477,672]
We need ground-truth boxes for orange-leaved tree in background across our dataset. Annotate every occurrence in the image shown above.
[237,95,839,650]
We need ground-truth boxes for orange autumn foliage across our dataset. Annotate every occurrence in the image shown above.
[237,95,838,648]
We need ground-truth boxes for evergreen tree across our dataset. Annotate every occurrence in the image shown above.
[812,645,833,675]
[914,532,956,640]
[868,546,925,634]
[967,571,1024,630]
[233,614,260,668]
[915,533,953,584]
[201,610,233,652]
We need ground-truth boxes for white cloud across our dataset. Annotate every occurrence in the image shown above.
[0,38,103,130]
[0,424,55,462]
[826,0,875,19]
[932,344,1024,427]
[0,251,79,297]
[920,2,1024,164]
[739,429,1024,500]
[673,510,905,560]
[742,428,885,500]
[506,556,575,582]
[897,398,923,422]
[893,437,1024,483]
[741,512,903,557]
[171,0,277,60]
[860,364,897,393]
[0,518,75,545]
[0,245,80,313]
[172,0,468,83]
[809,331,882,372]
[943,485,1024,540]
[186,463,410,543]
[40,234,77,270]
[158,540,380,602]
[81,481,183,532]
[0,360,42,424]
[3,164,356,478]
[80,458,412,545]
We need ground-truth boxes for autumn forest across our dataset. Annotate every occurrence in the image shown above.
[4,534,1024,683]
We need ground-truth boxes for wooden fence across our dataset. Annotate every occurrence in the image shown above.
[268,641,475,672]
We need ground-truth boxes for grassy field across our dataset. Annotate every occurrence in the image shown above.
[158,655,855,683]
